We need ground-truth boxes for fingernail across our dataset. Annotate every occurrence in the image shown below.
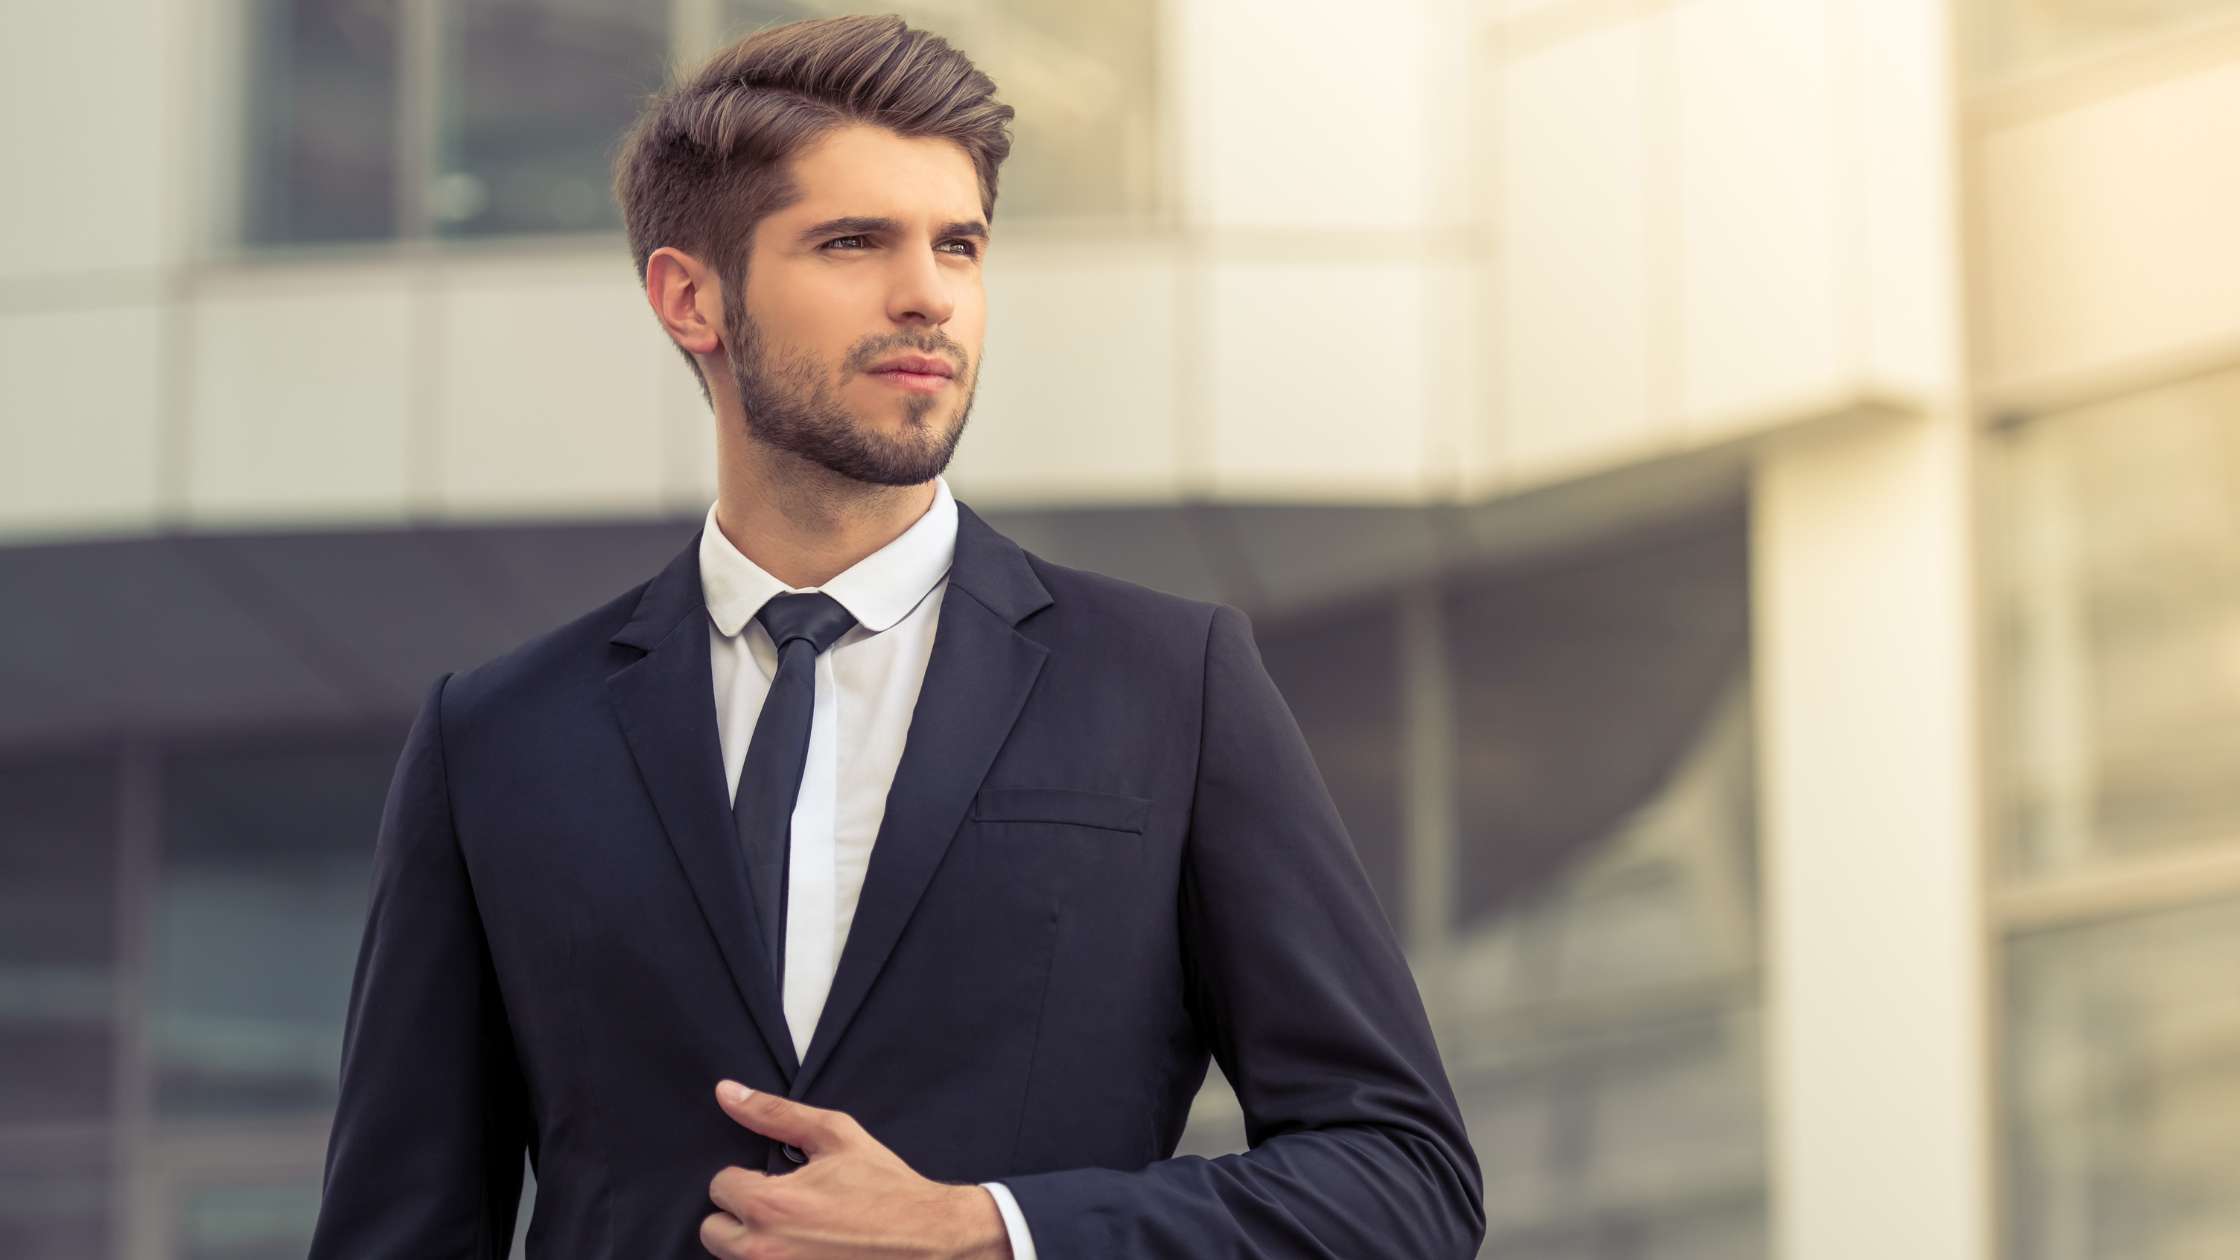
[721,1080,750,1104]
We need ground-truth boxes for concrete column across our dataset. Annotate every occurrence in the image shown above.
[1752,409,1991,1260]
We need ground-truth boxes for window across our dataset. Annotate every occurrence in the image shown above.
[152,739,396,1120]
[1991,366,2240,1258]
[2004,899,2240,1260]
[0,756,118,1130]
[0,755,118,1260]
[239,0,402,246]
[434,0,671,238]
[726,0,1165,221]
[1442,506,1762,1259]
[236,0,668,247]
[235,0,1162,251]
[1969,0,2240,79]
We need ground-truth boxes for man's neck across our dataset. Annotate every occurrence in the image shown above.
[714,454,936,590]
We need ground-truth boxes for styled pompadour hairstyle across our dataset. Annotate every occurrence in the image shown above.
[612,14,1014,403]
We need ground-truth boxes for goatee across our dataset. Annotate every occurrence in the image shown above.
[723,289,975,488]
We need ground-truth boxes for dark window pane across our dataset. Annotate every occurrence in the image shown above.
[242,0,401,245]
[152,736,399,1121]
[0,756,117,1128]
[0,1146,111,1260]
[176,1180,321,1260]
[1257,599,1407,940]
[1446,511,1753,939]
[1442,502,1762,1256]
[435,1,670,237]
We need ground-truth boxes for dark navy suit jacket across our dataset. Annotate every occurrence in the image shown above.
[307,499,1483,1258]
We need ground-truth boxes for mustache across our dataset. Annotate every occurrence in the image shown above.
[843,332,969,379]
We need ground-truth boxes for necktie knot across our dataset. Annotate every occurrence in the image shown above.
[755,591,857,656]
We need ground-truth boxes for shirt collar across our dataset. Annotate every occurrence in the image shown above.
[699,476,957,639]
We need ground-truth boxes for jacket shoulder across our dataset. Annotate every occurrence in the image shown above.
[438,578,652,729]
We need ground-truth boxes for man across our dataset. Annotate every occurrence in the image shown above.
[308,14,1481,1259]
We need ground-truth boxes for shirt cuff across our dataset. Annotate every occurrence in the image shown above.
[978,1181,1037,1260]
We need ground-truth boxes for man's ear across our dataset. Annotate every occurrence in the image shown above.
[645,246,723,358]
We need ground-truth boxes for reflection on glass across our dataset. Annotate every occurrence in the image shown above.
[726,1,1163,221]
[1445,511,1760,1257]
[2005,898,2240,1260]
[0,756,117,1129]
[177,1181,322,1260]
[1258,599,1407,938]
[241,0,400,245]
[1992,366,2240,879]
[436,0,670,237]
[0,1153,111,1260]
[152,740,395,1120]
[1970,0,2240,78]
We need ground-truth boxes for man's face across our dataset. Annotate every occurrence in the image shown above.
[723,123,989,487]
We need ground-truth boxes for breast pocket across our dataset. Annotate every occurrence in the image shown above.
[964,786,1153,913]
[970,785,1150,834]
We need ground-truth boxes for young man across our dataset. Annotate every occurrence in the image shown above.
[308,15,1481,1259]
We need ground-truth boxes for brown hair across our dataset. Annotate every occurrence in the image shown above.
[612,15,1014,402]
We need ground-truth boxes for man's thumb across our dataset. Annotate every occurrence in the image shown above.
[716,1080,828,1152]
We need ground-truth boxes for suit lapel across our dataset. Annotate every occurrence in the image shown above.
[606,532,800,1082]
[794,502,1051,1094]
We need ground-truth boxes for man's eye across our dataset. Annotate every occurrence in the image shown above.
[939,240,981,258]
[823,235,868,251]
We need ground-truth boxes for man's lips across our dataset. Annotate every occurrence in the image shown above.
[865,355,956,392]
[867,355,954,377]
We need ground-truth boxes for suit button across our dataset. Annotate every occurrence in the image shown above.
[782,1143,807,1164]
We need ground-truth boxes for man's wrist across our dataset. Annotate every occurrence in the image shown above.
[942,1183,1012,1260]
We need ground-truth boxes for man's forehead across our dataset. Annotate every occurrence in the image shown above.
[778,124,982,225]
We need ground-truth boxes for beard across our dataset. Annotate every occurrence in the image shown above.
[722,283,976,488]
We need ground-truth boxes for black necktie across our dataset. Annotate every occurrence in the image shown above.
[734,591,858,988]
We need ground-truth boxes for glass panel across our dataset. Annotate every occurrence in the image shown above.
[1445,506,1762,1259]
[0,756,118,1128]
[152,737,398,1121]
[240,0,401,245]
[434,0,670,237]
[177,1180,322,1260]
[1991,367,2240,880]
[1970,0,2240,79]
[1459,1009,1765,1259]
[0,1146,111,1260]
[725,1,1163,221]
[1257,598,1407,940]
[2004,897,2240,1260]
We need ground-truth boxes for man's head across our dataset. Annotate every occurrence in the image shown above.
[613,16,1013,487]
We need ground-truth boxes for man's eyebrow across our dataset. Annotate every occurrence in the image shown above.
[797,215,989,243]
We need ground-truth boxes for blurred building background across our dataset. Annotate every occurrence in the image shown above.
[2,0,2237,1257]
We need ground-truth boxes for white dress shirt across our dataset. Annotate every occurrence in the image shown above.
[699,474,1037,1259]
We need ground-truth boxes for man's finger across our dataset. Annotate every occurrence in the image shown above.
[714,1079,850,1155]
[698,1208,747,1258]
[707,1163,771,1220]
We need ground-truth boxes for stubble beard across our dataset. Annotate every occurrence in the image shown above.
[722,284,976,488]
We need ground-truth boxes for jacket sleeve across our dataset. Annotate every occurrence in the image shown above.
[999,604,1486,1258]
[308,672,532,1259]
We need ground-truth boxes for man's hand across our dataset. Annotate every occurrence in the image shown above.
[700,1080,1012,1260]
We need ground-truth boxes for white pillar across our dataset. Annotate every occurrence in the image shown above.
[1752,410,1991,1260]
